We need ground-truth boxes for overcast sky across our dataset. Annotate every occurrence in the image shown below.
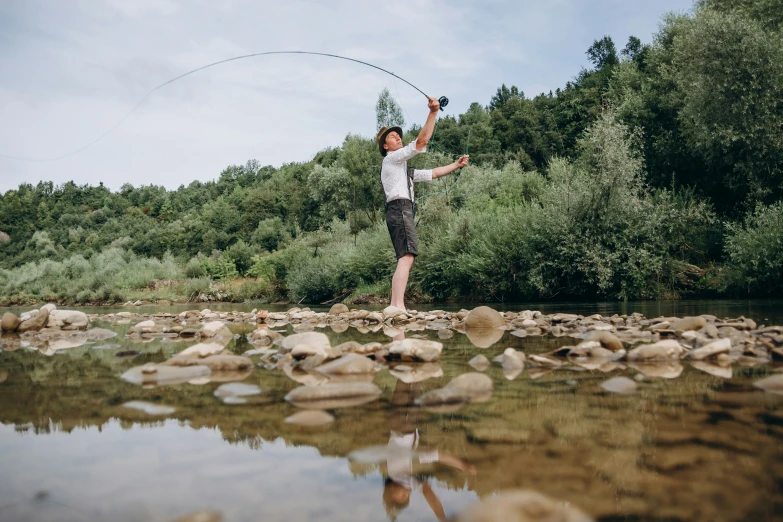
[0,0,694,194]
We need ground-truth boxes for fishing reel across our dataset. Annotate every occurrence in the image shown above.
[438,96,449,111]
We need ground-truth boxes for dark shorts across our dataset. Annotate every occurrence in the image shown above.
[385,199,418,260]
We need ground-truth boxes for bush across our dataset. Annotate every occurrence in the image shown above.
[724,201,783,294]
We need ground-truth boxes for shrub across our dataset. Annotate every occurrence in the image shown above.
[724,201,783,294]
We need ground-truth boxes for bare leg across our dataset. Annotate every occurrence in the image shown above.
[391,254,415,311]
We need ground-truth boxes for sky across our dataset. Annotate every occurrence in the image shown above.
[0,0,695,194]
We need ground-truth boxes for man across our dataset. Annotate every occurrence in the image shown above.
[376,96,469,312]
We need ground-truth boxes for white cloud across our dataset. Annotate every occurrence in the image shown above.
[0,0,694,193]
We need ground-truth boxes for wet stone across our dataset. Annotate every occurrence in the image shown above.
[284,410,335,427]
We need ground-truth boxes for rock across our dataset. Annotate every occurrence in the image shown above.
[165,354,253,372]
[172,510,223,522]
[121,401,176,415]
[469,354,490,371]
[456,490,593,522]
[600,376,638,394]
[383,305,406,318]
[671,316,707,333]
[416,372,493,406]
[328,303,349,315]
[48,339,87,350]
[466,327,505,348]
[85,328,118,341]
[628,362,684,379]
[130,320,157,333]
[284,410,335,427]
[568,342,616,359]
[686,338,731,360]
[213,382,261,402]
[753,374,783,395]
[389,363,443,383]
[583,330,623,351]
[40,303,56,313]
[248,328,282,345]
[700,323,720,338]
[388,339,443,362]
[464,306,505,329]
[121,364,211,386]
[174,343,225,358]
[438,328,454,340]
[447,372,493,396]
[198,321,230,338]
[495,348,526,371]
[281,332,331,354]
[17,308,49,333]
[510,329,528,338]
[627,340,685,361]
[691,361,732,379]
[47,310,89,329]
[284,382,383,409]
[315,353,377,375]
[1,313,21,332]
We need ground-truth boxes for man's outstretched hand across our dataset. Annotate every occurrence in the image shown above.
[456,154,470,168]
[428,96,440,113]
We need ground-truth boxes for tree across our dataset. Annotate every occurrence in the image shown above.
[488,84,522,111]
[587,36,620,69]
[375,88,405,131]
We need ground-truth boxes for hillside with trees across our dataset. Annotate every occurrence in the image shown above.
[1,0,781,305]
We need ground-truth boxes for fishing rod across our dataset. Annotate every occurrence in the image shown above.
[0,51,449,162]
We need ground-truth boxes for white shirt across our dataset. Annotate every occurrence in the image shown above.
[381,141,433,203]
[386,430,439,490]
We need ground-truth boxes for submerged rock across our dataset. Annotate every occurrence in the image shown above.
[456,489,593,522]
[213,382,261,403]
[389,363,443,383]
[600,376,638,394]
[165,353,253,372]
[175,343,225,358]
[285,382,382,409]
[121,364,211,386]
[469,354,490,371]
[466,327,505,348]
[315,353,377,375]
[753,374,783,395]
[388,339,443,362]
[416,372,493,406]
[627,340,685,361]
[284,410,335,427]
[121,401,176,415]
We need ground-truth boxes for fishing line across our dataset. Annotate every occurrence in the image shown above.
[0,51,449,162]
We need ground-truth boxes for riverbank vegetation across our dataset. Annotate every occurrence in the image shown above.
[1,0,781,305]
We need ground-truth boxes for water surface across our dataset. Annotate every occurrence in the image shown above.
[1,303,783,521]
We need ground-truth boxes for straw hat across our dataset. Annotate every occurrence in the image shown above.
[375,126,403,157]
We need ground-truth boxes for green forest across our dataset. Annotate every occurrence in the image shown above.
[0,0,781,305]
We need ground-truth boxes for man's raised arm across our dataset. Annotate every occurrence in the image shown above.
[415,97,441,151]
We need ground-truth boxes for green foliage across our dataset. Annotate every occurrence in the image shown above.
[375,88,405,131]
[724,202,783,294]
[1,0,780,302]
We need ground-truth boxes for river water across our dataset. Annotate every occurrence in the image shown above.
[1,300,782,521]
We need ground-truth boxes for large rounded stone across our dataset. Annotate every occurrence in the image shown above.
[284,410,335,427]
[328,303,349,315]
[466,327,505,348]
[456,490,593,522]
[416,372,494,406]
[447,372,493,396]
[281,332,331,353]
[388,339,443,362]
[670,316,707,333]
[627,340,685,361]
[1,313,21,332]
[583,330,623,352]
[47,310,89,329]
[17,308,49,333]
[464,306,505,329]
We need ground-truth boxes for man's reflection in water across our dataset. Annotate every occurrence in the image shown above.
[382,332,475,521]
